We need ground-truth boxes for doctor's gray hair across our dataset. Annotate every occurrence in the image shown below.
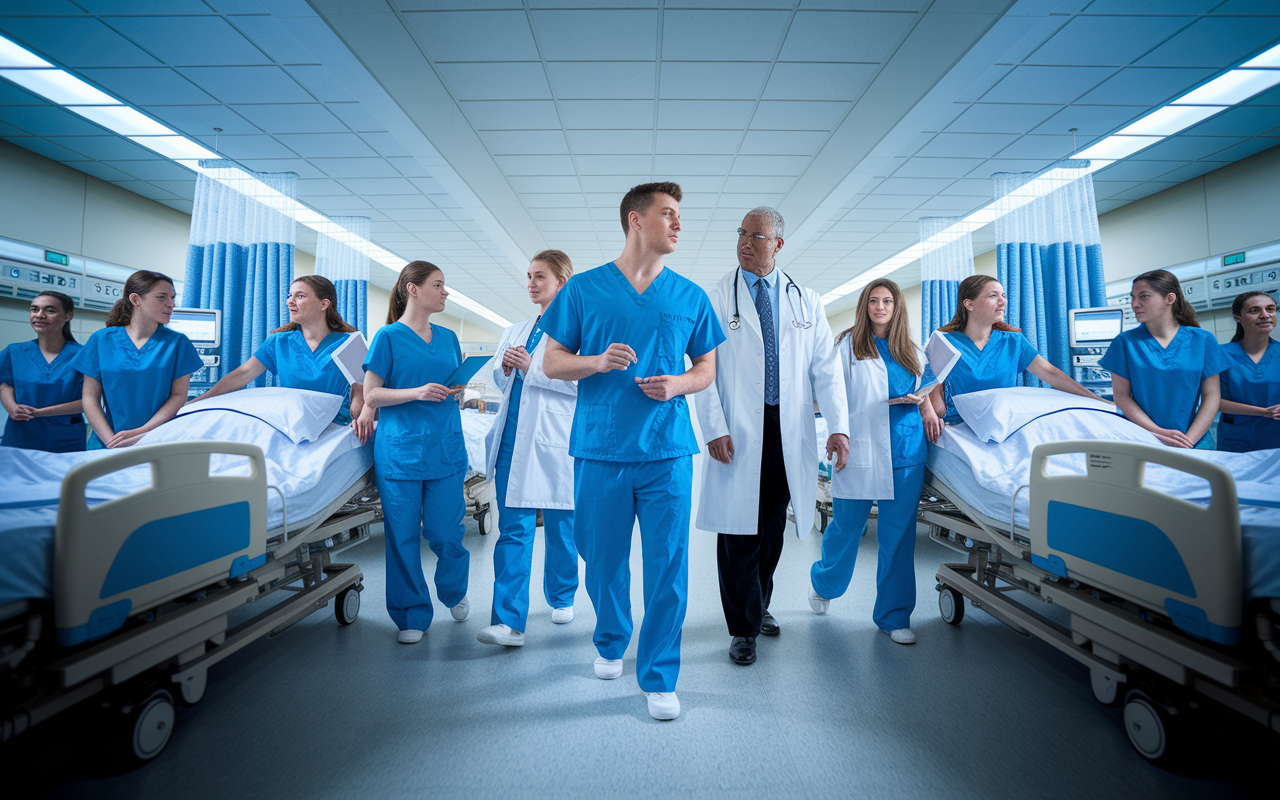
[746,206,784,239]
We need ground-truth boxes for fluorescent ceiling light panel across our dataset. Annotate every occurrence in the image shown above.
[0,36,52,68]
[1242,43,1280,69]
[1117,104,1223,137]
[0,68,117,105]
[71,105,174,136]
[1074,135,1161,161]
[131,136,220,161]
[1173,69,1280,106]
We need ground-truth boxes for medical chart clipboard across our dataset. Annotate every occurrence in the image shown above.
[330,332,369,385]
[444,354,491,387]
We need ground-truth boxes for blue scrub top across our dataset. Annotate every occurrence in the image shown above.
[1099,324,1231,435]
[255,329,354,425]
[878,337,936,469]
[941,329,1039,423]
[1218,339,1280,453]
[500,320,545,452]
[363,321,467,481]
[0,339,86,452]
[71,325,203,447]
[540,262,725,462]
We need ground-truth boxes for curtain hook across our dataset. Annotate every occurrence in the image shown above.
[1069,127,1078,154]
[213,127,222,155]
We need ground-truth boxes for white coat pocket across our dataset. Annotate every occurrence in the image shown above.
[846,439,872,469]
[534,409,573,449]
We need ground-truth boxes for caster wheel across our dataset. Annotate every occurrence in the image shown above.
[1123,690,1180,764]
[176,670,207,706]
[335,586,360,625]
[939,586,964,625]
[818,512,828,533]
[118,689,176,765]
[1091,669,1122,707]
[477,509,494,536]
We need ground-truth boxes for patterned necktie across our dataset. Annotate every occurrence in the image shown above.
[754,277,779,405]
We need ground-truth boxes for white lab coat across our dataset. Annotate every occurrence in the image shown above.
[695,269,849,539]
[483,317,577,510]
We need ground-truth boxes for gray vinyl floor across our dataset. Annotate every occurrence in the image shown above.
[8,468,1274,798]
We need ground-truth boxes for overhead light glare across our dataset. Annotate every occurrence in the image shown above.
[71,105,174,136]
[1074,135,1162,161]
[0,35,52,68]
[1116,104,1224,137]
[131,136,220,161]
[1173,69,1280,106]
[0,68,118,105]
[1241,43,1280,69]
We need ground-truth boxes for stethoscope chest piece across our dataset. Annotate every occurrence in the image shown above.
[728,318,740,330]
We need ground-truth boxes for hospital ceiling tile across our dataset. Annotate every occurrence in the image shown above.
[479,129,570,155]
[829,219,895,233]
[398,220,462,233]
[779,9,915,64]
[559,100,654,130]
[1025,15,1192,68]
[382,207,449,222]
[967,158,1056,179]
[763,63,878,102]
[109,16,272,67]
[520,193,588,208]
[857,194,925,210]
[336,177,419,195]
[403,10,540,62]
[1030,105,1147,137]
[677,192,720,208]
[4,136,94,163]
[529,207,590,221]
[916,195,985,212]
[435,63,552,101]
[157,197,195,214]
[141,104,261,136]
[273,132,375,158]
[321,207,388,221]
[1246,83,1280,106]
[546,62,656,100]
[980,66,1116,105]
[659,99,755,130]
[1089,158,1182,182]
[721,174,795,193]
[1075,67,1215,107]
[284,65,356,103]
[1202,136,1279,164]
[231,103,349,134]
[111,180,178,201]
[429,193,463,208]
[1137,16,1280,68]
[186,133,293,159]
[1091,180,1146,199]
[44,134,155,160]
[356,132,410,159]
[1127,135,1244,161]
[304,195,372,211]
[530,9,658,61]
[79,1,211,12]
[872,177,956,196]
[945,103,1061,135]
[507,175,582,193]
[729,154,811,175]
[363,194,438,210]
[655,129,739,155]
[659,62,771,101]
[584,192,623,207]
[913,132,1019,159]
[0,17,159,68]
[935,178,995,196]
[575,153,653,174]
[537,220,597,231]
[995,134,1078,160]
[408,177,447,194]
[458,100,556,131]
[388,156,433,177]
[146,179,196,200]
[229,14,318,65]
[569,128,654,155]
[1108,182,1179,202]
[178,66,313,104]
[324,103,383,134]
[891,157,983,179]
[100,158,193,182]
[0,120,25,137]
[0,105,109,137]
[2,0,95,12]
[76,67,218,106]
[661,9,789,62]
[1184,105,1280,137]
[738,129,827,156]
[1084,1,1220,11]
[228,158,324,179]
[749,100,850,131]
[491,153,576,174]
[840,208,907,221]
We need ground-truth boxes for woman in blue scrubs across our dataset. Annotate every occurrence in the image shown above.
[195,275,371,442]
[0,291,85,452]
[477,250,579,648]
[926,274,1100,422]
[363,261,470,643]
[1100,269,1231,449]
[72,271,203,449]
[1217,290,1279,452]
[810,279,943,644]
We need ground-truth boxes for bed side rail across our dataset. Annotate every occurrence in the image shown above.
[1028,440,1242,645]
[54,441,269,647]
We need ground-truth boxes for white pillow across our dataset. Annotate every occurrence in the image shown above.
[178,387,342,444]
[951,386,1119,444]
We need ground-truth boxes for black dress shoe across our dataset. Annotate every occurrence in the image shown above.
[729,636,757,665]
[760,611,780,637]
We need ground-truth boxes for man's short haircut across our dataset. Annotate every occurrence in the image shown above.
[619,181,683,234]
[745,206,785,239]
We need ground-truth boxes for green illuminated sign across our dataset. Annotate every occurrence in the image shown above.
[45,250,69,267]
[1223,252,1246,267]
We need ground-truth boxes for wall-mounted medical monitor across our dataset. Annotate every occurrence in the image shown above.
[1069,307,1124,348]
[169,308,221,348]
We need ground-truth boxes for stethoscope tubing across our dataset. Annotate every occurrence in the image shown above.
[728,267,812,330]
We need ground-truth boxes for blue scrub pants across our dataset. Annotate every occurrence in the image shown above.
[574,456,692,693]
[491,437,579,632]
[811,463,925,633]
[376,467,469,632]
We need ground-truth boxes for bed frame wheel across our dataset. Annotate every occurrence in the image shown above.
[818,511,828,533]
[1122,690,1181,764]
[116,688,176,765]
[1090,669,1122,707]
[938,586,964,625]
[335,586,361,625]
[477,509,494,536]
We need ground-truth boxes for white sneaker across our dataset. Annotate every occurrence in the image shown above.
[551,606,574,624]
[397,629,423,644]
[594,656,623,680]
[645,691,680,721]
[450,597,469,622]
[889,628,917,645]
[477,624,524,647]
[808,587,830,615]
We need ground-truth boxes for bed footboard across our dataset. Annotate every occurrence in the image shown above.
[1028,440,1242,645]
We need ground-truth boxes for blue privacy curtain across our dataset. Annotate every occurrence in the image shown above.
[183,163,297,386]
[919,215,973,343]
[315,216,371,337]
[993,160,1106,386]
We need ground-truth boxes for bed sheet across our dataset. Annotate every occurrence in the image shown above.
[926,409,1280,600]
[460,408,496,478]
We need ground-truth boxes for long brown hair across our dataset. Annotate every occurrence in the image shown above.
[1230,290,1274,343]
[105,270,174,327]
[937,274,1021,334]
[836,279,922,375]
[33,291,76,343]
[387,261,442,324]
[1133,269,1199,328]
[272,275,357,334]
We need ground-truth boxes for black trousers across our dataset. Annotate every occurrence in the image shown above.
[717,403,790,638]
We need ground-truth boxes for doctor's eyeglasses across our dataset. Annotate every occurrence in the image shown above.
[736,228,776,241]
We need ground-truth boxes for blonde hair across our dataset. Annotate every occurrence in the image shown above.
[836,278,922,375]
[531,249,573,283]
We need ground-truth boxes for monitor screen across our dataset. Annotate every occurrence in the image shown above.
[168,308,220,347]
[1071,309,1123,344]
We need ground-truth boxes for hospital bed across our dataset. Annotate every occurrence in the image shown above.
[919,394,1280,764]
[460,407,497,535]
[0,391,377,764]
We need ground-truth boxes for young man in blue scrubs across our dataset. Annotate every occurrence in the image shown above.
[542,182,725,721]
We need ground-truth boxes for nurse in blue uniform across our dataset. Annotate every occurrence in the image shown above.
[195,274,371,442]
[809,279,943,645]
[1217,290,1279,452]
[0,291,85,452]
[1100,269,1231,449]
[477,249,579,648]
[362,261,470,644]
[542,182,724,721]
[71,271,203,449]
[925,274,1101,422]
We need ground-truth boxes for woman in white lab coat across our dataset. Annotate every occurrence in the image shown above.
[809,279,943,645]
[477,250,579,647]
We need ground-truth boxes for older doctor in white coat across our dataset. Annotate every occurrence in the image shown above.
[696,206,850,666]
[477,250,579,648]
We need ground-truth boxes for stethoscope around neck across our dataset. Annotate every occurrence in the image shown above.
[729,267,811,331]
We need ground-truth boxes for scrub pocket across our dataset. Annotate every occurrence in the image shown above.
[657,315,693,376]
[579,404,616,453]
